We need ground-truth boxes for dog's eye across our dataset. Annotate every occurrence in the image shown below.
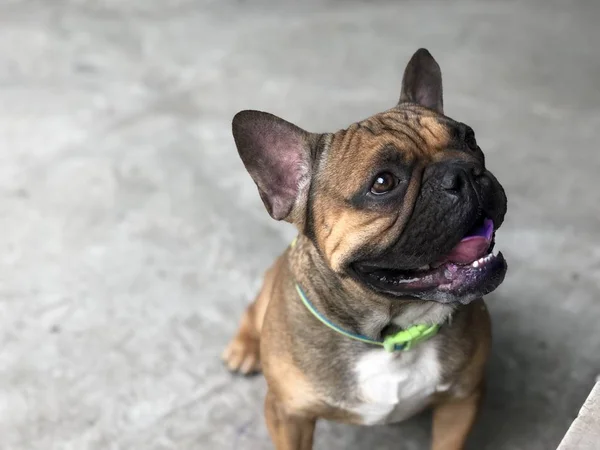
[370,172,397,195]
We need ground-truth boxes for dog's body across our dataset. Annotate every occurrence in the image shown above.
[223,49,507,449]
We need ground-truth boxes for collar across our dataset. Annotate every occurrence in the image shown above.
[290,236,440,352]
[295,284,439,352]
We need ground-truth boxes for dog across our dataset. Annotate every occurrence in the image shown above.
[222,48,507,450]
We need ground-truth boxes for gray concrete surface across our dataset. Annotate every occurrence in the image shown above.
[0,0,599,449]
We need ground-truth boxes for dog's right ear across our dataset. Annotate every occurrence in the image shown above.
[232,110,314,223]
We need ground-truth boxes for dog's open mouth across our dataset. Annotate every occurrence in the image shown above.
[352,218,507,304]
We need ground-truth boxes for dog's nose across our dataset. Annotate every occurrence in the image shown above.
[441,165,472,193]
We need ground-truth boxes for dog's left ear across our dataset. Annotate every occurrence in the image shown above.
[232,110,314,224]
[398,48,444,114]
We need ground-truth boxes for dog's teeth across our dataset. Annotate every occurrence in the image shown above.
[417,265,430,271]
[474,254,493,268]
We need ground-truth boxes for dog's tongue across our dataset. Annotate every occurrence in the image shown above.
[439,219,494,264]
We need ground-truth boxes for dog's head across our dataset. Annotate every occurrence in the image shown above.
[232,49,507,305]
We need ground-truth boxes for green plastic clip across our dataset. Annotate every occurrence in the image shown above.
[383,324,440,352]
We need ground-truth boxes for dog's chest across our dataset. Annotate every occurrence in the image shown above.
[349,341,445,425]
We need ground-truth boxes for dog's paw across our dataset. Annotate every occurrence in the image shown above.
[222,333,261,376]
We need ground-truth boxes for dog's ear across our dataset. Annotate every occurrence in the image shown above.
[398,48,444,114]
[232,110,314,222]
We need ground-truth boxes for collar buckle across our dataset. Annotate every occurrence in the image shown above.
[383,324,440,352]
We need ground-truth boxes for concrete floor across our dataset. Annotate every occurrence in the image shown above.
[0,0,599,449]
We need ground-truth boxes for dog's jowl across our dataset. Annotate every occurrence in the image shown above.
[222,48,508,450]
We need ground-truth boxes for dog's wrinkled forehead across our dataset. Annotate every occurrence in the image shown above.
[319,106,458,195]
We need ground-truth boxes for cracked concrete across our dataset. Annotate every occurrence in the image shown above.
[0,0,599,449]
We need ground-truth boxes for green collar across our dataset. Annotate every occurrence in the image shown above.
[290,236,440,352]
[295,283,439,352]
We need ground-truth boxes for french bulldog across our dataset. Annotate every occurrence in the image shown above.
[223,48,507,450]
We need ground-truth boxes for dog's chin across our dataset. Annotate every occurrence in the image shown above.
[350,218,508,305]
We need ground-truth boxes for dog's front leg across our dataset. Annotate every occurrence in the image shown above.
[431,386,483,450]
[265,390,316,450]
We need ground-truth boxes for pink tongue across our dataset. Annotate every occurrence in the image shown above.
[439,219,494,264]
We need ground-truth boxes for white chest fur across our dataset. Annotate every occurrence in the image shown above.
[351,340,444,425]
